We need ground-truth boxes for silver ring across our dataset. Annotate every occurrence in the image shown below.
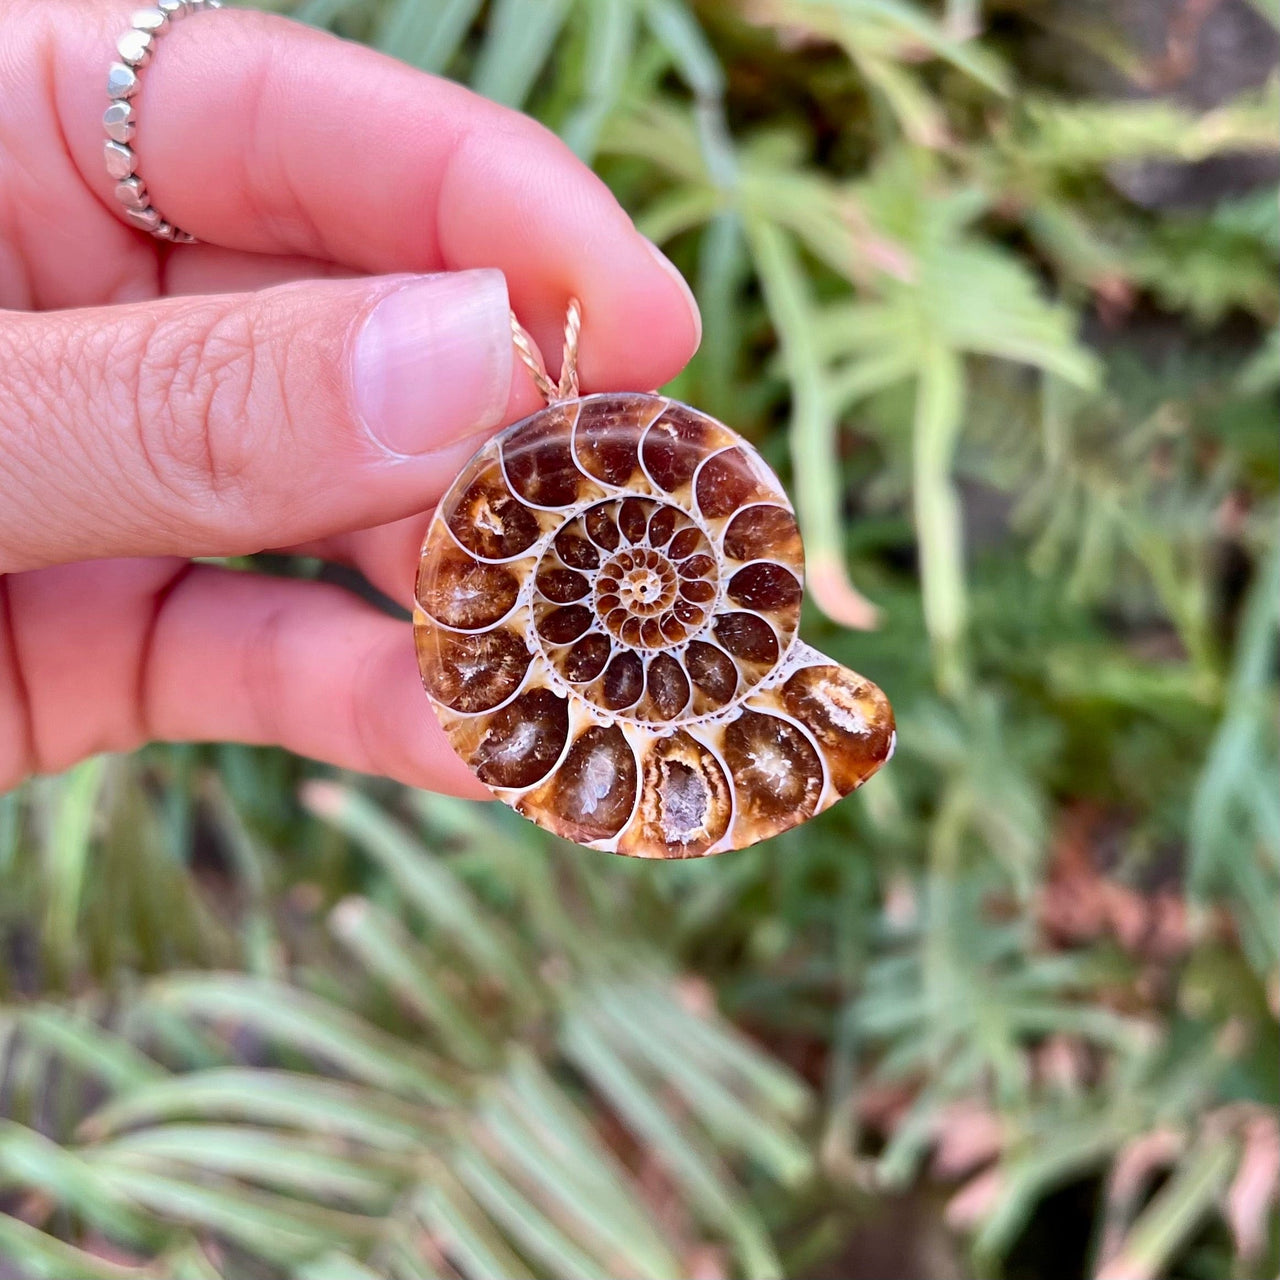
[104,0,224,243]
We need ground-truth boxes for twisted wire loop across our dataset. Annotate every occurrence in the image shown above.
[104,0,224,242]
[510,298,582,405]
[557,297,582,399]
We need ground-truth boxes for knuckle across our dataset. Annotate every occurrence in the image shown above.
[129,298,293,525]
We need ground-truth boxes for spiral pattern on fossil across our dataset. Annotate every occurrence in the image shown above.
[415,391,894,858]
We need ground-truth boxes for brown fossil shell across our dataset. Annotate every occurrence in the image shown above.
[415,392,894,858]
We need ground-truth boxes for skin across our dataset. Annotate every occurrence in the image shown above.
[0,0,701,796]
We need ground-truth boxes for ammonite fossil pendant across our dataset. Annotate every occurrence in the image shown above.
[414,304,894,858]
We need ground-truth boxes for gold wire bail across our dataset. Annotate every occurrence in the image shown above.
[510,298,581,404]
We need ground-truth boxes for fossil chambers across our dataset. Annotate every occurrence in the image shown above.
[415,391,894,858]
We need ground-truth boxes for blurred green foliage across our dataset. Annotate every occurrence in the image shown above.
[2,1,1277,1277]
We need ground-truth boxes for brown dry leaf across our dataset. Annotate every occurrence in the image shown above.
[1224,1112,1280,1263]
[1139,0,1226,89]
[1110,1129,1184,1201]
[944,1166,1004,1231]
[854,1078,917,1134]
[14,1190,53,1225]
[413,1225,449,1273]
[807,554,881,631]
[1096,1256,1151,1280]
[1093,273,1137,325]
[840,199,917,285]
[80,1235,149,1267]
[1097,1128,1185,1270]
[1040,805,1199,963]
[630,1103,706,1257]
[930,1100,1003,1180]
[675,975,716,1017]
[1109,886,1154,952]
[686,1244,730,1280]
[1034,1034,1091,1093]
[883,873,919,931]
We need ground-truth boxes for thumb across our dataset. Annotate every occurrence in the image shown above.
[0,269,530,572]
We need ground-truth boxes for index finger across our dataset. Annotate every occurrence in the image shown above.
[51,4,700,389]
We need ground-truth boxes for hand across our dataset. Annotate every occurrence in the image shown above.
[0,0,701,796]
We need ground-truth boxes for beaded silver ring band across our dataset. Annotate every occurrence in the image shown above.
[104,0,223,243]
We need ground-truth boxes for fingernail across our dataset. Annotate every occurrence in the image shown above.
[355,270,512,456]
[643,236,702,347]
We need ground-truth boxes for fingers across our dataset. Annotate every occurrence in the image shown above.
[162,247,359,297]
[45,4,699,387]
[284,512,434,612]
[1,558,488,798]
[0,269,550,571]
